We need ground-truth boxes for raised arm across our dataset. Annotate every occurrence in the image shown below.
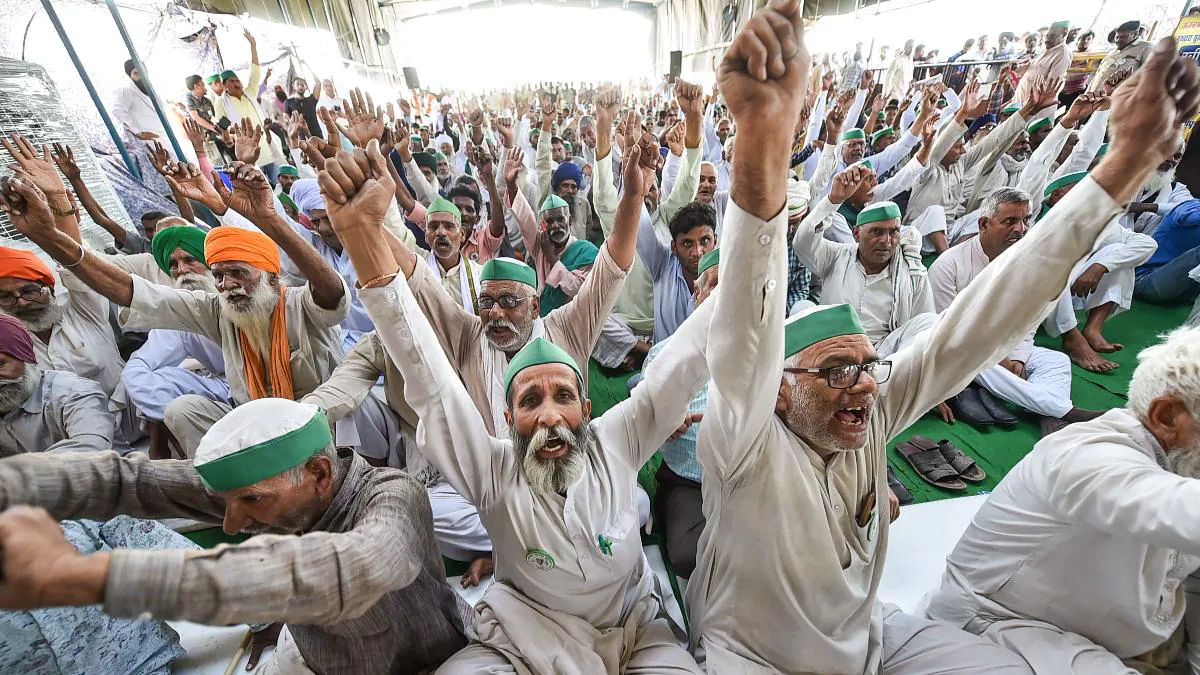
[48,142,135,248]
[1053,94,1110,179]
[702,0,809,478]
[591,88,621,232]
[791,166,868,276]
[536,108,554,202]
[879,38,1200,437]
[658,80,706,226]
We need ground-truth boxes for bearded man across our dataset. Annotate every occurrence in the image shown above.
[315,135,706,672]
[1125,142,1195,235]
[0,162,349,456]
[920,327,1200,674]
[0,313,114,455]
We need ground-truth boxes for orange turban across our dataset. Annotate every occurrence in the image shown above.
[0,247,55,287]
[204,227,281,274]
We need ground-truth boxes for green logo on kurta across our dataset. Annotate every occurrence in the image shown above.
[597,534,613,556]
[525,548,555,571]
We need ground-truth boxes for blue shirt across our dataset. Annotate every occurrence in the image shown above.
[1138,198,1200,276]
[637,210,699,343]
[644,338,707,482]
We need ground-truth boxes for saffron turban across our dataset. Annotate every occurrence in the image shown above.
[0,247,54,287]
[204,227,281,274]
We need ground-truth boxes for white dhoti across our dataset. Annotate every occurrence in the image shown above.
[910,205,979,254]
[436,583,698,675]
[429,480,493,561]
[968,615,1189,675]
[875,312,938,359]
[974,347,1073,418]
[591,315,643,369]
[255,625,315,675]
[880,605,1034,674]
[1042,243,1144,338]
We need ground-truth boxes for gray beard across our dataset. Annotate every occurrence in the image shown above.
[1167,438,1200,479]
[11,301,63,334]
[219,281,278,358]
[484,317,533,352]
[512,421,591,495]
[0,366,39,414]
[783,373,877,455]
[176,272,218,294]
[1145,169,1176,199]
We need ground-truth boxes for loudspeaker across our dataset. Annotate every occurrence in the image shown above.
[402,67,420,90]
[669,50,682,79]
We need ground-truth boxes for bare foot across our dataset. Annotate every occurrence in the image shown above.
[1062,331,1118,372]
[460,555,494,588]
[1082,328,1123,353]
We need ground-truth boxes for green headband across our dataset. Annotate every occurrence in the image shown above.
[541,194,569,213]
[852,158,874,172]
[481,257,537,288]
[1027,118,1052,134]
[278,193,297,212]
[784,304,866,358]
[1043,171,1088,198]
[278,165,300,178]
[219,70,237,81]
[503,337,582,396]
[1001,104,1020,115]
[698,248,719,277]
[427,195,462,224]
[1050,20,1070,30]
[205,74,221,83]
[870,127,894,145]
[841,128,866,142]
[856,201,901,227]
[150,225,207,276]
[195,410,331,492]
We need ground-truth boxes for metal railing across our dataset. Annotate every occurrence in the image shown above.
[866,57,1019,93]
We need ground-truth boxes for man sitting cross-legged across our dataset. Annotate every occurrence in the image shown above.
[317,137,706,672]
[0,398,472,674]
[685,6,1200,673]
[921,325,1200,674]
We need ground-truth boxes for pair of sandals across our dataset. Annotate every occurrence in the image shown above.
[896,435,986,491]
[950,385,1018,427]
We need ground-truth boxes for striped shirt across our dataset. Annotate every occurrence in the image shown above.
[644,339,707,482]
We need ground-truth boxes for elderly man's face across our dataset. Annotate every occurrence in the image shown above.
[942,138,968,167]
[1007,132,1031,161]
[309,208,342,251]
[437,159,452,181]
[716,119,732,145]
[451,196,479,230]
[1160,149,1185,173]
[842,138,866,164]
[872,131,896,154]
[0,278,56,332]
[698,164,718,203]
[479,279,538,352]
[504,363,593,495]
[0,352,25,381]
[542,206,571,246]
[854,217,901,269]
[672,225,716,276]
[556,178,579,201]
[224,76,244,99]
[427,213,465,263]
[979,200,1032,255]
[778,334,880,455]
[168,247,210,284]
[218,455,337,535]
[551,141,566,163]
[211,261,274,312]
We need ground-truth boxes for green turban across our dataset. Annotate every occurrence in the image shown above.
[540,194,569,213]
[1050,20,1070,30]
[1001,103,1020,115]
[413,152,438,174]
[870,127,894,145]
[427,196,462,224]
[503,337,582,396]
[841,128,866,142]
[481,257,537,288]
[219,70,237,81]
[784,304,866,358]
[151,226,208,276]
[855,201,901,227]
[278,165,299,178]
[1043,171,1088,198]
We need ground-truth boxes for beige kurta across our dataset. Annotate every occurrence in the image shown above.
[1017,43,1072,103]
[119,275,349,404]
[687,177,1123,673]
[35,268,126,397]
[402,241,626,436]
[357,260,714,671]
[107,251,173,286]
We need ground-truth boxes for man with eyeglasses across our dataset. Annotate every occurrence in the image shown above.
[685,5,1196,674]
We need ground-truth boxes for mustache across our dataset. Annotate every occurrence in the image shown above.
[526,424,585,456]
[487,318,518,332]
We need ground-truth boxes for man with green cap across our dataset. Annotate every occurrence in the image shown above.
[315,137,709,673]
[685,7,1198,675]
[510,185,600,317]
[422,195,484,314]
[1016,21,1072,105]
[793,164,936,358]
[0,397,473,674]
[211,30,279,183]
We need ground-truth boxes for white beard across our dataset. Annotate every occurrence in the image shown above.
[175,272,218,294]
[512,422,590,495]
[483,317,533,352]
[0,365,39,414]
[1144,169,1176,200]
[219,280,278,359]
[1167,439,1200,479]
[8,300,63,334]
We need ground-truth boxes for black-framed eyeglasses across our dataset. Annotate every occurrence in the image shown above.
[0,287,46,307]
[478,294,531,310]
[784,361,893,389]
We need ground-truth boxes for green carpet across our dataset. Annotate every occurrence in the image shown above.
[583,304,1193,506]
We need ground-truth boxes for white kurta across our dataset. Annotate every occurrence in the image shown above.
[687,176,1124,673]
[921,409,1200,673]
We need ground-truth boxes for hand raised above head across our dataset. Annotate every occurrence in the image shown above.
[318,140,396,234]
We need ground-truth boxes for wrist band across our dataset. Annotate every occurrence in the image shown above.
[360,272,399,289]
[50,204,78,217]
[63,241,87,269]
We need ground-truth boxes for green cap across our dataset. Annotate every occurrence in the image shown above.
[1001,103,1020,115]
[871,127,894,145]
[278,192,297,212]
[1026,118,1052,134]
[784,304,866,358]
[205,74,221,84]
[410,134,422,144]
[856,201,902,227]
[151,225,207,276]
[1043,171,1088,198]
[481,256,537,289]
[194,400,332,492]
[503,337,582,395]
[278,165,300,178]
[433,150,448,163]
[427,196,462,224]
[1050,20,1070,30]
[540,194,569,213]
[851,158,874,172]
[841,128,866,142]
[219,69,237,81]
[698,248,720,277]
[413,151,438,174]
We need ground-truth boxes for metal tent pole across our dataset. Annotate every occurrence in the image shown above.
[103,0,188,162]
[40,0,142,179]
